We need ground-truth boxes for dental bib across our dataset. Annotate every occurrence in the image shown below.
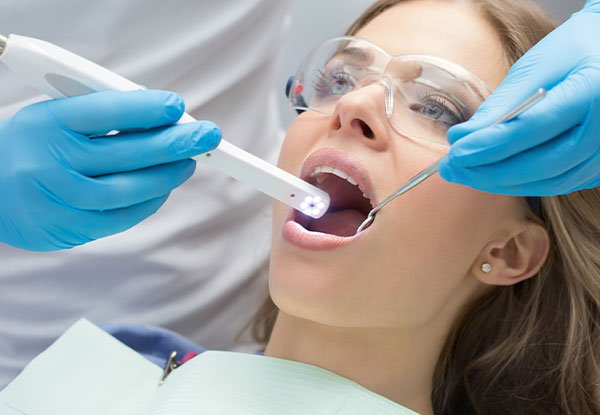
[0,319,419,415]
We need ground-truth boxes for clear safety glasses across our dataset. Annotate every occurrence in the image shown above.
[288,36,492,147]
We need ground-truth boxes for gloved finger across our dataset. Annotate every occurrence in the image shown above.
[45,90,185,135]
[445,65,598,169]
[443,122,599,189]
[442,143,600,197]
[77,193,170,241]
[45,158,196,210]
[61,121,221,177]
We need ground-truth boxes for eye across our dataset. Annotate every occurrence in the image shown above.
[422,103,444,119]
[314,70,356,98]
[330,76,352,95]
[410,94,464,127]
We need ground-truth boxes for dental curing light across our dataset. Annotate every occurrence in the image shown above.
[0,34,329,219]
[356,88,548,234]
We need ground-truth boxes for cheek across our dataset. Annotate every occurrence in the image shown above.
[368,178,505,314]
[376,140,495,268]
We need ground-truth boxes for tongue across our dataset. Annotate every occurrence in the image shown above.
[309,209,366,237]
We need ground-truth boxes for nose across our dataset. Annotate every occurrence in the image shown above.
[328,81,393,152]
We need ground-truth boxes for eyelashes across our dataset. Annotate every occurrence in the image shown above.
[313,69,356,98]
[414,93,465,126]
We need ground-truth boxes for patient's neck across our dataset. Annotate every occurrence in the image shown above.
[264,311,445,415]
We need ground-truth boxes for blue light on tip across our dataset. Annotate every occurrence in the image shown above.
[300,195,326,218]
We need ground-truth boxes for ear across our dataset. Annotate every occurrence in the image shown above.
[471,221,550,286]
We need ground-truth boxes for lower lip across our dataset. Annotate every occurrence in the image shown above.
[282,210,366,251]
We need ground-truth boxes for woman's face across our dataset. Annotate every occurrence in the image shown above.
[269,0,521,330]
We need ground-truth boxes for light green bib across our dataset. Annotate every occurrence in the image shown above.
[0,319,420,415]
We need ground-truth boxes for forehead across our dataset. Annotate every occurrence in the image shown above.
[354,0,508,90]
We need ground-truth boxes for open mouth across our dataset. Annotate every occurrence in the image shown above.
[293,148,376,238]
[282,148,376,250]
[295,170,373,236]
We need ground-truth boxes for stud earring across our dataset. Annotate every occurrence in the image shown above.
[481,263,492,273]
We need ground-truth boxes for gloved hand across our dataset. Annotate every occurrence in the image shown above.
[438,0,600,196]
[0,89,221,251]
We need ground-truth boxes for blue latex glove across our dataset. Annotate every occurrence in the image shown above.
[0,89,221,251]
[438,0,600,196]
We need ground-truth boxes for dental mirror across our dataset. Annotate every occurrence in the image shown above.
[356,88,548,234]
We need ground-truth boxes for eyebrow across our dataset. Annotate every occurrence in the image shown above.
[339,48,485,95]
[337,47,371,62]
[431,66,487,103]
[415,78,467,112]
[418,75,487,118]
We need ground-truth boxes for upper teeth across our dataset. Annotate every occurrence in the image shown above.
[309,166,369,200]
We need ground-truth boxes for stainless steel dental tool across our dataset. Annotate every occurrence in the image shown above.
[355,88,548,234]
[0,34,330,219]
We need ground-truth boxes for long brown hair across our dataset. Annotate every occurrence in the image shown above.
[243,1,600,413]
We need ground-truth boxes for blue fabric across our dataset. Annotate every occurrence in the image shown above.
[100,323,206,368]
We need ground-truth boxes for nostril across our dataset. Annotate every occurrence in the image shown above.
[353,119,374,139]
[331,114,342,131]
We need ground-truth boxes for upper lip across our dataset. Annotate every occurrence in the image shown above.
[300,148,377,207]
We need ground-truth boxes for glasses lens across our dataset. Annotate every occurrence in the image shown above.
[290,38,383,114]
[290,37,491,146]
[388,58,490,146]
